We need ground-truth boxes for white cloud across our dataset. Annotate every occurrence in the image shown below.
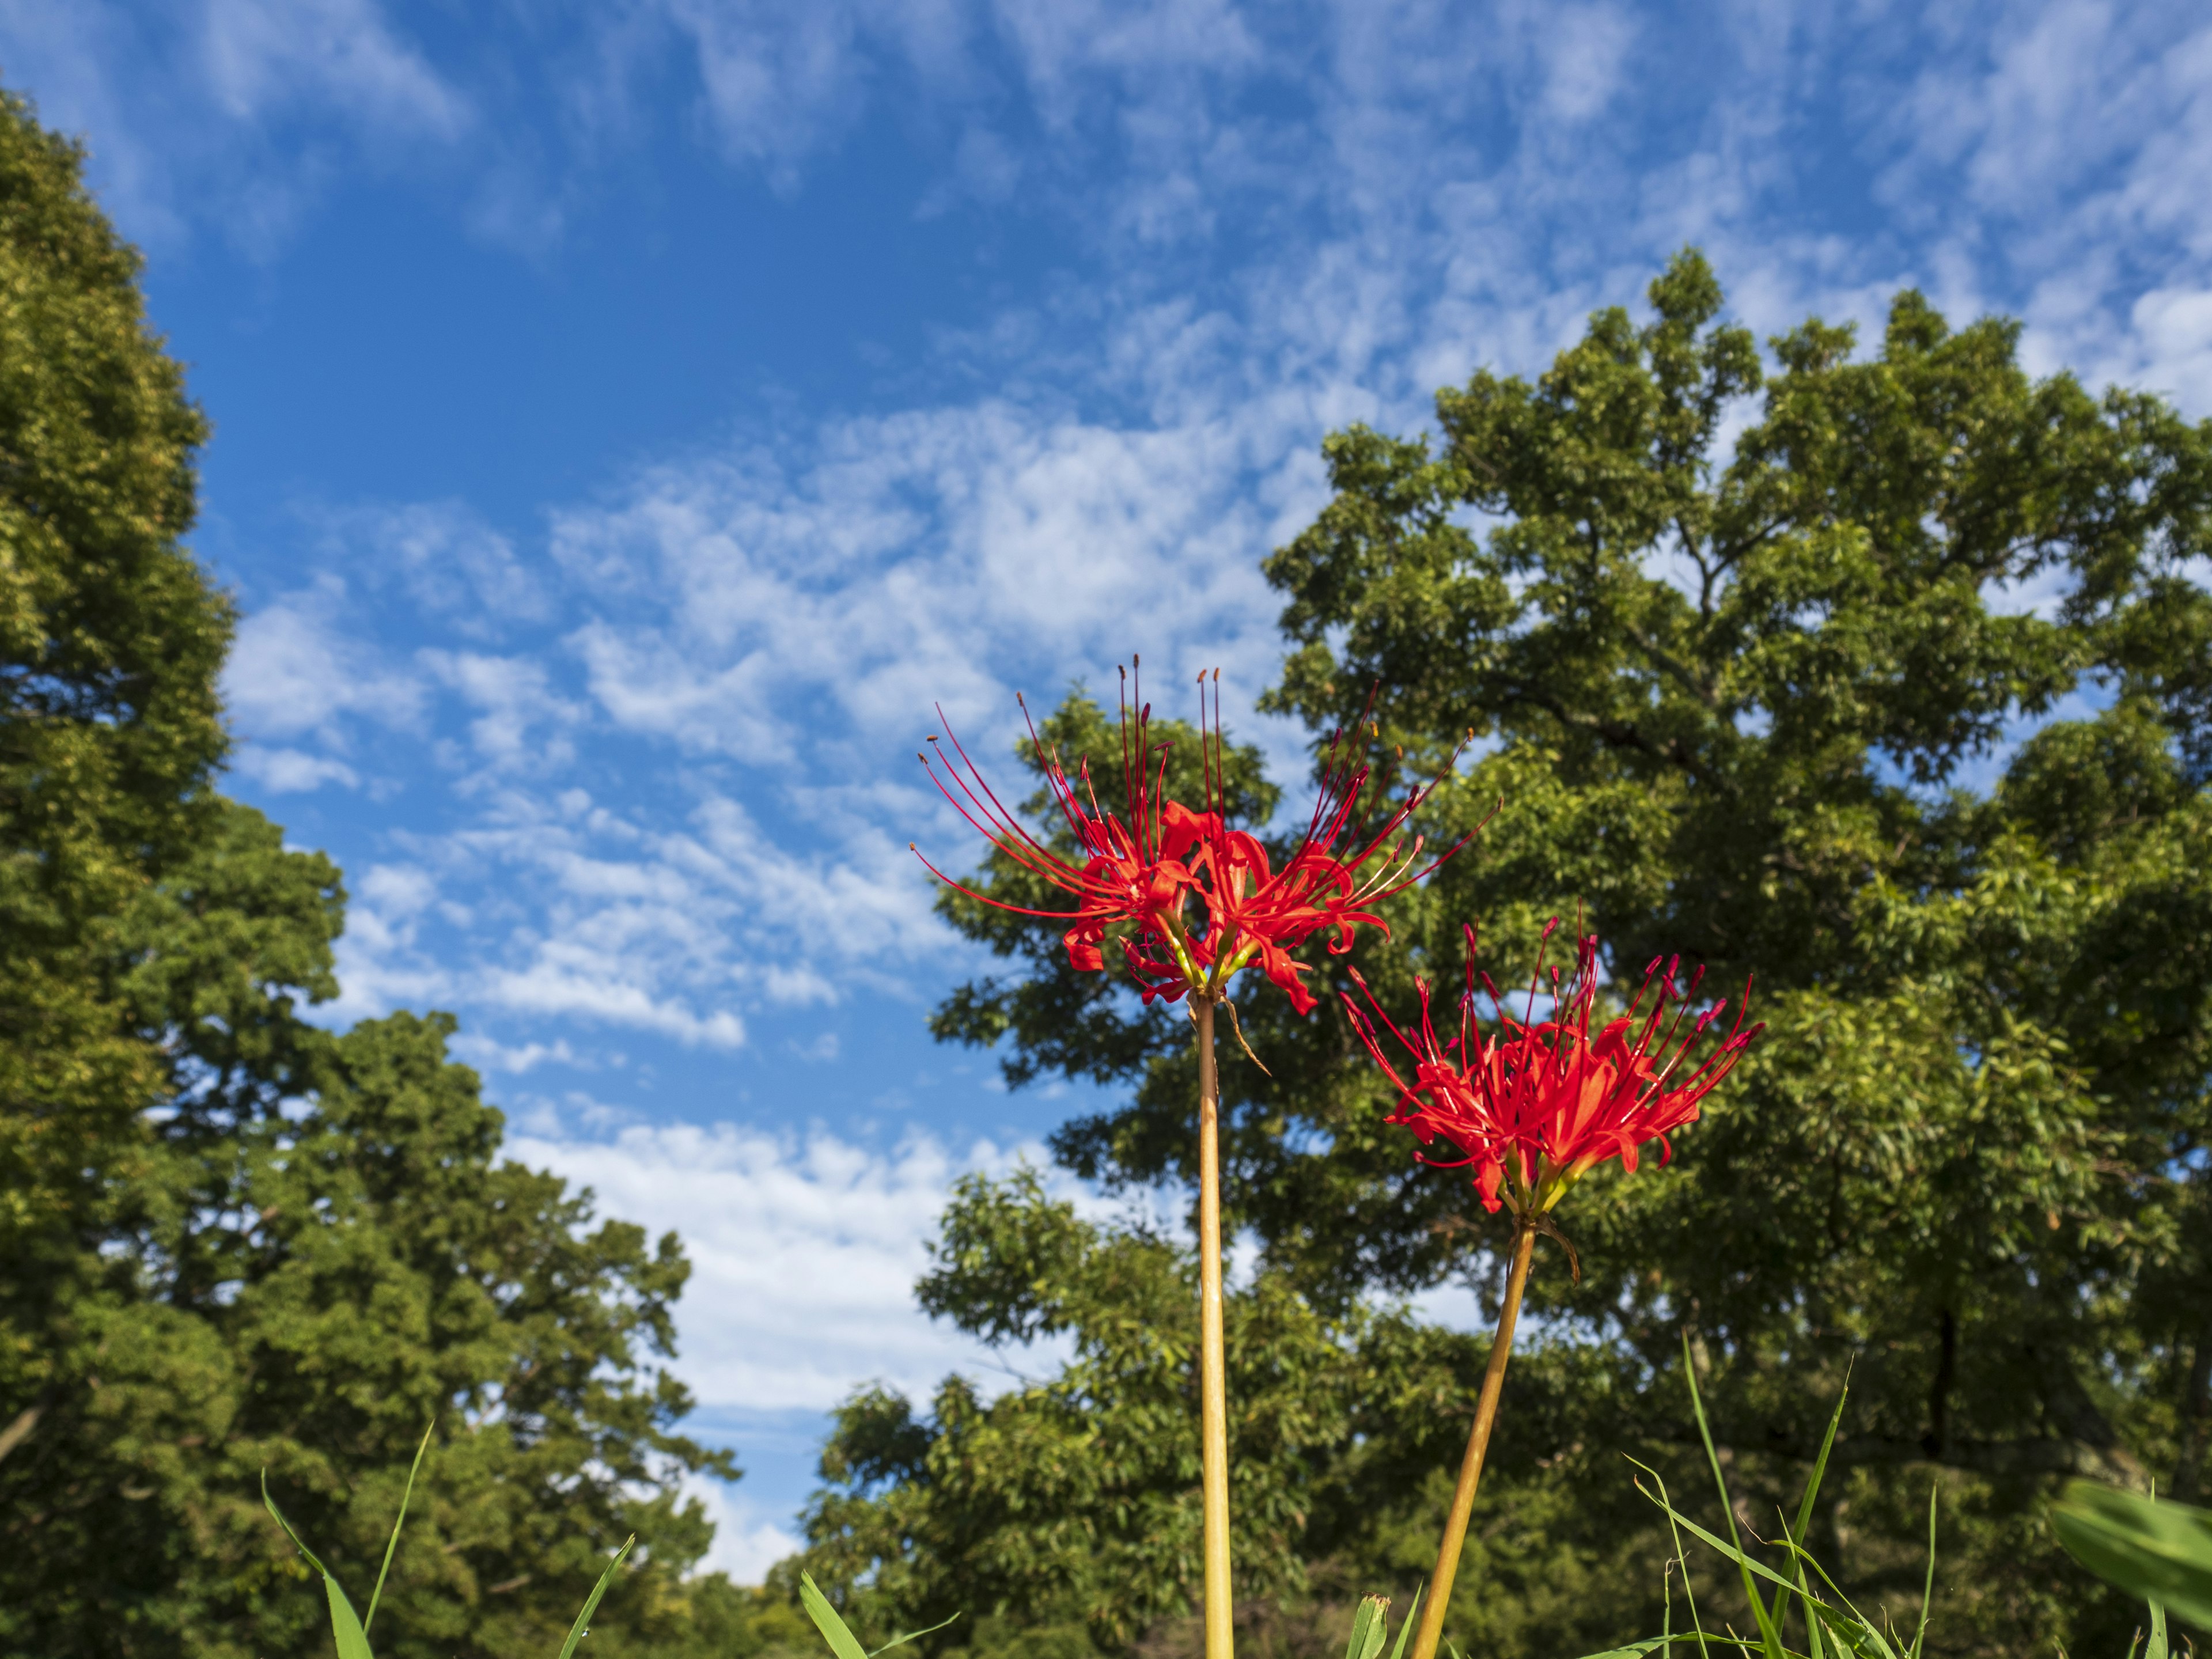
[683,1477,802,1584]
[509,1123,1060,1410]
[232,746,361,793]
[550,400,1291,769]
[322,500,551,635]
[225,578,426,743]
[421,649,583,775]
[2132,286,2212,411]
[0,0,468,255]
[448,1032,584,1075]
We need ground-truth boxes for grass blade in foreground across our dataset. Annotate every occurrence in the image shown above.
[801,1570,874,1659]
[556,1536,637,1659]
[262,1471,374,1659]
[868,1610,964,1656]
[365,1421,435,1637]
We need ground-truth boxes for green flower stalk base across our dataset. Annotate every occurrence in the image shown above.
[1196,997,1235,1659]
[1407,1221,1536,1659]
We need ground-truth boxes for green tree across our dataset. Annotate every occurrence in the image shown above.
[0,79,229,1436]
[906,252,2212,1657]
[0,87,767,1658]
[796,1173,1661,1659]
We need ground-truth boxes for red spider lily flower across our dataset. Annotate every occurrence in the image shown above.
[1343,920,1763,1215]
[912,661,1479,1014]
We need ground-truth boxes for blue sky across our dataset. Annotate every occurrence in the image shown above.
[7,0,2210,1578]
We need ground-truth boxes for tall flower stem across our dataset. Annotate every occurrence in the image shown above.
[1407,1221,1537,1659]
[1195,997,1234,1659]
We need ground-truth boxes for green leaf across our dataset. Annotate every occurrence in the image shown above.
[365,1420,434,1637]
[262,1470,374,1659]
[1563,1637,1760,1659]
[1775,1377,1851,1646]
[1906,1483,1937,1659]
[2051,1482,2212,1631]
[801,1570,874,1659]
[1385,1585,1422,1659]
[1681,1336,1788,1659]
[1345,1594,1389,1659]
[555,1536,635,1659]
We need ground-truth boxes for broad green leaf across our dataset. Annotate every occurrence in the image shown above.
[1345,1594,1389,1659]
[2051,1482,2212,1631]
[556,1536,635,1659]
[801,1570,874,1659]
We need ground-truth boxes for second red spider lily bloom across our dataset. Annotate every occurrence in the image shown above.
[1344,920,1764,1219]
[1343,919,1763,1659]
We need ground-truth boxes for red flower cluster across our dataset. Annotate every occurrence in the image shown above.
[1343,921,1762,1215]
[914,662,1474,1013]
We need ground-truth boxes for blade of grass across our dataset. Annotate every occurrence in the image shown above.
[801,1570,874,1659]
[1774,1539,1896,1659]
[869,1611,963,1657]
[1560,1636,1764,1659]
[1629,1467,1809,1601]
[556,1535,636,1659]
[1386,1586,1423,1659]
[1787,1377,1850,1551]
[1774,1376,1850,1648]
[364,1420,434,1637]
[262,1471,374,1659]
[1628,1460,1711,1659]
[1771,1511,1824,1659]
[1639,1464,1896,1659]
[1680,1335,1787,1659]
[1904,1483,1937,1659]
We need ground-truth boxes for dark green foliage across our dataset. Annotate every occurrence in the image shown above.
[0,794,750,1658]
[891,252,2212,1656]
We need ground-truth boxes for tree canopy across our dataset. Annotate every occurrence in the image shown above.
[861,251,2212,1658]
[0,86,778,1659]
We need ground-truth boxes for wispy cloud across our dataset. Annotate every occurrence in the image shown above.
[0,0,468,253]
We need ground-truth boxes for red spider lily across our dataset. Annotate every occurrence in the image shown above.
[912,661,1478,1013]
[1343,920,1763,1215]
